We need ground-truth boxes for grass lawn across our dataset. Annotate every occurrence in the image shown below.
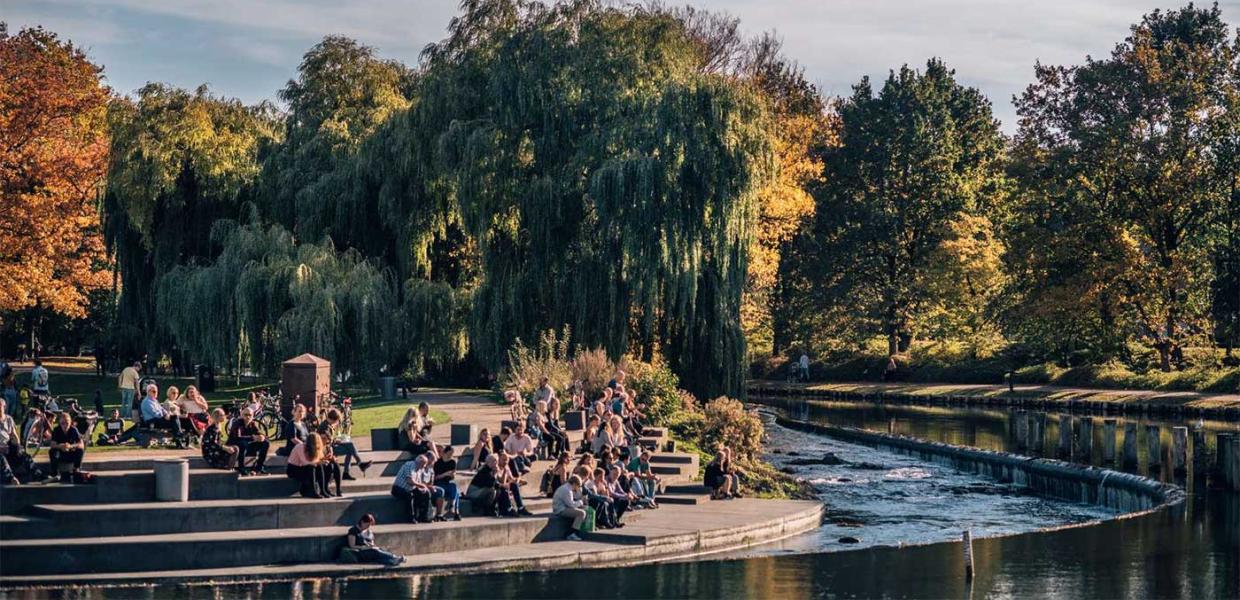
[25,372,449,450]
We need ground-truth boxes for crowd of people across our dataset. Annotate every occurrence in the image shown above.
[0,358,747,567]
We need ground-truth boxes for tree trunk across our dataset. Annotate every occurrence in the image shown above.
[887,329,899,357]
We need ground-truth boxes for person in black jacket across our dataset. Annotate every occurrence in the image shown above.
[228,408,269,476]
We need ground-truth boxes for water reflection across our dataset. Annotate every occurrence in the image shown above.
[11,397,1237,600]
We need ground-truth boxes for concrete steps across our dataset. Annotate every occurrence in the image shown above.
[0,514,572,576]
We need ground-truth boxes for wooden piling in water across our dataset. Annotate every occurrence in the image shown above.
[1171,427,1188,473]
[1033,413,1047,455]
[1014,410,1028,451]
[1231,436,1240,492]
[1147,425,1162,468]
[1192,427,1208,470]
[1123,422,1138,467]
[1058,415,1073,459]
[1102,419,1117,463]
[1077,417,1093,460]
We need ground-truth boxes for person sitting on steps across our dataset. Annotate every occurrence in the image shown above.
[228,407,270,476]
[201,408,238,470]
[583,467,621,529]
[552,474,588,541]
[48,411,84,483]
[397,407,435,460]
[319,408,371,480]
[470,427,492,469]
[503,423,537,475]
[345,513,405,567]
[286,431,330,498]
[495,453,534,517]
[705,445,740,499]
[391,454,437,522]
[278,404,310,457]
[432,446,462,521]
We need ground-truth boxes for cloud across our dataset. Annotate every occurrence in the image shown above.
[9,0,1240,130]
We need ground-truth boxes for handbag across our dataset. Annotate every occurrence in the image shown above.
[581,506,597,533]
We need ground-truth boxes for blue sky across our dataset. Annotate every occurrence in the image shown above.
[7,0,1240,130]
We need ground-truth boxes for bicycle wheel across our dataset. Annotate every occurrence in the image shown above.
[23,420,45,458]
[257,412,279,439]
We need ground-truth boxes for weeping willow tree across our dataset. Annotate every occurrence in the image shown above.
[376,0,773,398]
[259,36,415,258]
[157,221,399,377]
[102,84,280,361]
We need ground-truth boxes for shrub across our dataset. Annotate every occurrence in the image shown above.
[702,397,764,461]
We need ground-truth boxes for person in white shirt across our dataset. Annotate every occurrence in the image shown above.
[503,424,537,475]
[118,362,141,420]
[552,475,587,540]
[798,354,810,382]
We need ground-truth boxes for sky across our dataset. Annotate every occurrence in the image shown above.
[7,0,1240,131]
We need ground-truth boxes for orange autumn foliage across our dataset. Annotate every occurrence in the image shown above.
[0,25,111,319]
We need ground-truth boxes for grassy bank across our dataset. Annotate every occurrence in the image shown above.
[753,345,1240,394]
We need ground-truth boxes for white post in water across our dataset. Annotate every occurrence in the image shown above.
[1147,425,1162,468]
[962,530,974,581]
[1171,427,1188,474]
[1123,422,1138,468]
[1102,419,1117,463]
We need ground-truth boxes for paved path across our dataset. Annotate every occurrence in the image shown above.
[751,380,1240,410]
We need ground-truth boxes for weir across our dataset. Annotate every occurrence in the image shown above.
[774,414,1184,515]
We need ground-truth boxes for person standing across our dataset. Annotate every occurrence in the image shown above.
[30,360,49,397]
[118,362,141,420]
[798,353,810,382]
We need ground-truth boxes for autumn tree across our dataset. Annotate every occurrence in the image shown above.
[808,59,1006,358]
[0,24,110,322]
[1008,5,1239,370]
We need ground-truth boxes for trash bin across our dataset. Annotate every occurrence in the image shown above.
[196,364,216,393]
[379,376,396,401]
[154,458,189,502]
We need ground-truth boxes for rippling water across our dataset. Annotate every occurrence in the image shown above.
[713,413,1117,557]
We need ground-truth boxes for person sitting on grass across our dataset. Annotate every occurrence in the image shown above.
[228,407,270,476]
[97,409,125,446]
[319,408,371,480]
[48,411,84,483]
[552,474,588,541]
[287,431,329,498]
[503,424,537,476]
[202,408,238,470]
[346,513,405,567]
[433,446,462,521]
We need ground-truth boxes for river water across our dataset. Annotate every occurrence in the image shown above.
[15,397,1239,599]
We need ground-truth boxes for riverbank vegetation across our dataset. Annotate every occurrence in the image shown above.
[501,330,811,498]
[2,2,1238,402]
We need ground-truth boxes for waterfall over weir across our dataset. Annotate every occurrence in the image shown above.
[773,413,1185,515]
